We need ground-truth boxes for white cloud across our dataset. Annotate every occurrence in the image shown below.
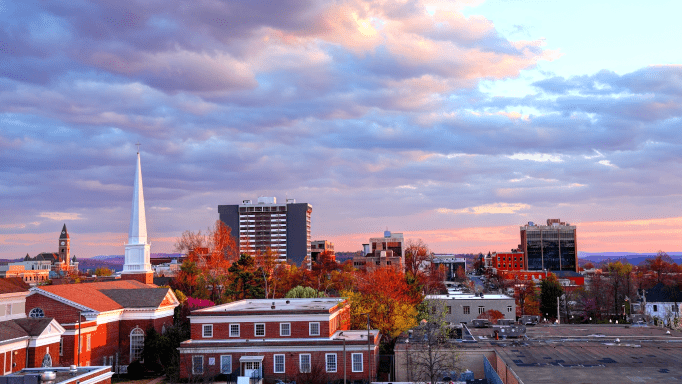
[507,153,563,162]
[38,212,83,221]
[437,202,530,215]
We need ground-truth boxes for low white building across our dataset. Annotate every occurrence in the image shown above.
[644,283,682,326]
[426,291,516,324]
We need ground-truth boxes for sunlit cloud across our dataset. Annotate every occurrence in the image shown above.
[437,203,530,215]
[38,212,83,221]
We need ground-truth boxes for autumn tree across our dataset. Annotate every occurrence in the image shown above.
[604,261,633,319]
[477,309,505,324]
[343,267,421,347]
[404,239,433,276]
[94,267,113,276]
[646,251,676,284]
[540,273,564,321]
[515,280,540,317]
[285,286,326,298]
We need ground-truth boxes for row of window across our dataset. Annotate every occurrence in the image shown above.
[459,305,513,315]
[192,353,363,375]
[203,322,321,338]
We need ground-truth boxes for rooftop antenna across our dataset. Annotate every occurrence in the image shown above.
[135,142,141,154]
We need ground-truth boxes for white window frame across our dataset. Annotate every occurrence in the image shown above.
[352,353,363,372]
[86,334,91,351]
[274,354,285,373]
[203,324,213,338]
[325,353,337,372]
[309,322,320,336]
[478,306,485,314]
[192,355,204,375]
[280,323,291,337]
[255,323,265,337]
[299,354,311,373]
[130,327,145,362]
[220,355,232,374]
[230,324,240,337]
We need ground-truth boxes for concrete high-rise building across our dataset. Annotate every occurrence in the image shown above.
[218,197,312,266]
[520,219,577,273]
[353,230,405,270]
[122,150,153,284]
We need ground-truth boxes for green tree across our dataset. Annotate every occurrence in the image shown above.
[225,254,265,301]
[285,285,327,298]
[540,273,564,321]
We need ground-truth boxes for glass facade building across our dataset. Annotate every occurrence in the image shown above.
[520,219,577,272]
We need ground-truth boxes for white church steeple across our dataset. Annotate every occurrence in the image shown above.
[122,148,153,284]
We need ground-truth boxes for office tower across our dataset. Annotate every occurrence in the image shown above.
[520,219,577,272]
[218,197,312,266]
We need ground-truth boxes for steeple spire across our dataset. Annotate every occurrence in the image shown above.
[122,150,153,284]
[128,152,148,245]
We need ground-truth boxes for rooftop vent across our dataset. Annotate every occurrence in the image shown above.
[286,300,290,304]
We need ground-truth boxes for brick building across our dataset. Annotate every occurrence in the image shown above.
[0,278,65,375]
[179,298,380,383]
[25,280,178,369]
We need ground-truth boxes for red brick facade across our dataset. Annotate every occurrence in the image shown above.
[1,346,27,374]
[121,272,153,284]
[179,298,380,383]
[26,341,60,368]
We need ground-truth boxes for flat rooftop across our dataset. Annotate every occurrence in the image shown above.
[192,298,347,314]
[472,324,682,384]
[428,294,513,300]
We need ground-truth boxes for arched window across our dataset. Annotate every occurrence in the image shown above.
[129,328,145,362]
[29,308,45,318]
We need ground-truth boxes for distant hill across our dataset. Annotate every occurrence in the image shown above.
[579,252,682,267]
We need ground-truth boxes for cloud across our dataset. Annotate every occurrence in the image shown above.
[38,212,83,221]
[437,203,530,215]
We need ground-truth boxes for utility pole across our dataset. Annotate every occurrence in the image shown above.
[557,296,560,324]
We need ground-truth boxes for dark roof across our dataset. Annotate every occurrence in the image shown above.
[153,276,173,286]
[0,278,30,294]
[59,224,69,239]
[645,282,682,303]
[0,320,29,343]
[12,318,54,336]
[554,271,581,278]
[100,288,171,308]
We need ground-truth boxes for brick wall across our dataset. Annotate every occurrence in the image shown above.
[26,294,82,324]
[180,349,377,382]
[27,341,60,368]
[2,346,27,374]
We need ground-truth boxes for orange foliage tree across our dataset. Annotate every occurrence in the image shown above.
[477,309,505,324]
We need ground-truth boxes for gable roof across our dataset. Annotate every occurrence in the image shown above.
[34,280,176,312]
[12,318,55,336]
[0,320,30,343]
[645,283,682,303]
[0,278,30,295]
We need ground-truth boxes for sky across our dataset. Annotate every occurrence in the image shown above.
[1,0,682,259]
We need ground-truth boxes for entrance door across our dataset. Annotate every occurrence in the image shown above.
[243,361,261,378]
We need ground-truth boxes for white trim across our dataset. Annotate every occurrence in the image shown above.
[179,344,376,353]
[239,356,265,362]
[189,314,336,323]
[273,354,285,373]
[254,323,265,337]
[61,325,98,336]
[229,323,240,337]
[299,353,311,373]
[351,353,363,372]
[0,339,28,354]
[309,322,320,336]
[325,353,337,372]
[203,324,213,338]
[120,307,176,320]
[192,355,204,375]
[280,322,290,337]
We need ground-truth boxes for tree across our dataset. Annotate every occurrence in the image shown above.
[94,267,113,276]
[343,267,421,346]
[540,273,564,321]
[646,251,675,284]
[404,299,461,384]
[285,286,327,298]
[225,254,265,301]
[404,239,433,276]
[477,309,505,324]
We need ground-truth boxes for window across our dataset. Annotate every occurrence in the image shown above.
[192,356,204,375]
[463,306,470,315]
[352,353,363,372]
[255,323,265,337]
[220,355,232,374]
[86,334,91,351]
[29,308,45,318]
[309,322,320,336]
[230,324,240,337]
[274,354,285,373]
[280,323,291,337]
[79,336,82,353]
[478,306,485,314]
[326,353,337,372]
[447,306,452,314]
[508,306,513,313]
[653,305,658,312]
[299,354,311,373]
[130,328,145,362]
[59,338,63,356]
[203,324,213,338]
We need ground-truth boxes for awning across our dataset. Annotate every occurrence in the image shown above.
[239,356,265,363]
